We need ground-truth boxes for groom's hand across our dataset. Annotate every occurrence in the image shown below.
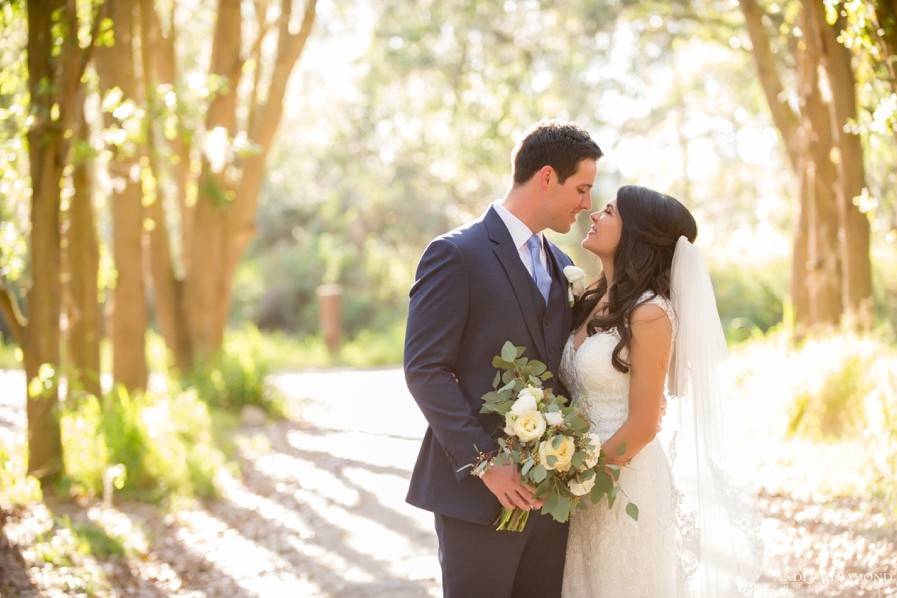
[481,464,543,511]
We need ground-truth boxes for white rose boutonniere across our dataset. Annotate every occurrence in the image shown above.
[563,265,587,307]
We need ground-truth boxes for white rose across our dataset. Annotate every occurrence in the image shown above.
[568,476,596,496]
[584,433,602,469]
[538,435,576,472]
[523,386,544,401]
[544,411,564,427]
[504,412,518,436]
[511,392,538,415]
[512,410,546,443]
[563,265,587,294]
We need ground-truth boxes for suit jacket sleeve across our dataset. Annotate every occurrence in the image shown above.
[404,237,499,481]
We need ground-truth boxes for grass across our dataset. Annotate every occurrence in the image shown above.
[27,512,132,595]
[60,385,231,503]
[0,442,42,508]
[730,329,897,518]
[246,321,405,370]
[787,354,872,439]
[182,325,287,416]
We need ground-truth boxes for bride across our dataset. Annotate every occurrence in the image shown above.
[560,185,762,597]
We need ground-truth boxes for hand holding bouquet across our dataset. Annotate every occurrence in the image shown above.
[469,341,638,531]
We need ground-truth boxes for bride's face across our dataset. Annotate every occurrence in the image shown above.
[582,201,622,257]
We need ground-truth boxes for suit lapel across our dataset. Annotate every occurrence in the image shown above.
[545,241,573,335]
[485,207,550,361]
[543,241,573,369]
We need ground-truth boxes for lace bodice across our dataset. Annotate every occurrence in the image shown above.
[559,291,677,441]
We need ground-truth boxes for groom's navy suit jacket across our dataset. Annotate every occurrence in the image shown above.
[404,206,574,525]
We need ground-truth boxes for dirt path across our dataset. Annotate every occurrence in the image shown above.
[1,368,895,596]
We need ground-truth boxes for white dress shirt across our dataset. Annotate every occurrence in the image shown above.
[492,200,548,279]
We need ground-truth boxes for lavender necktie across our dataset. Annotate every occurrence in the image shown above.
[525,234,552,305]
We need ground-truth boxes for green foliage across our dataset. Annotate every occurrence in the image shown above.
[182,325,285,417]
[60,515,126,559]
[0,443,42,507]
[240,323,405,370]
[60,387,229,502]
[0,1,29,286]
[709,258,788,343]
[28,512,131,595]
[825,1,897,247]
[338,324,406,367]
[0,339,21,368]
[787,356,872,440]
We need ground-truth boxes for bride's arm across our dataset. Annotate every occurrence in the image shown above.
[600,303,673,465]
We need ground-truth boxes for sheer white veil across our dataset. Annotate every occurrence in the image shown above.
[663,236,764,596]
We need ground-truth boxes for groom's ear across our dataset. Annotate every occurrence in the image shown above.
[537,165,554,190]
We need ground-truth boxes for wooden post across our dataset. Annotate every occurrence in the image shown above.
[317,284,342,355]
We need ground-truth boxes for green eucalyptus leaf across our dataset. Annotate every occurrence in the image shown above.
[531,464,547,483]
[528,360,547,376]
[543,495,572,523]
[492,356,511,369]
[498,380,516,393]
[626,502,639,521]
[501,341,517,362]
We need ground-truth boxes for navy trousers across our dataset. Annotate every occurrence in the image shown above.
[434,510,569,598]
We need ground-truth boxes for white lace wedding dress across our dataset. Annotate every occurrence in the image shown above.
[560,292,693,598]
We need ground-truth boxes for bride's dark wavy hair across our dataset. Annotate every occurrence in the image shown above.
[572,185,698,373]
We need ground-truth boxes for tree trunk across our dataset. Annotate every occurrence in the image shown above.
[806,1,874,329]
[739,0,810,329]
[184,0,243,362]
[23,0,67,482]
[798,7,843,327]
[139,0,193,372]
[95,0,148,391]
[792,169,811,337]
[184,0,317,363]
[65,100,102,399]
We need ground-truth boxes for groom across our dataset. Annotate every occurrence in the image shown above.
[404,122,603,597]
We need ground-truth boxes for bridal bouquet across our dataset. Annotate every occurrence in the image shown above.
[469,341,638,532]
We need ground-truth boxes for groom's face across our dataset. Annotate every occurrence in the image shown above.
[545,158,596,233]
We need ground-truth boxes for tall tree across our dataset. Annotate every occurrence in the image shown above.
[95,0,148,391]
[141,0,318,368]
[0,0,103,483]
[739,0,873,334]
[64,96,102,399]
[805,0,874,328]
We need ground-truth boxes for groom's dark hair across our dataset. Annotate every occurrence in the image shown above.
[512,122,603,185]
